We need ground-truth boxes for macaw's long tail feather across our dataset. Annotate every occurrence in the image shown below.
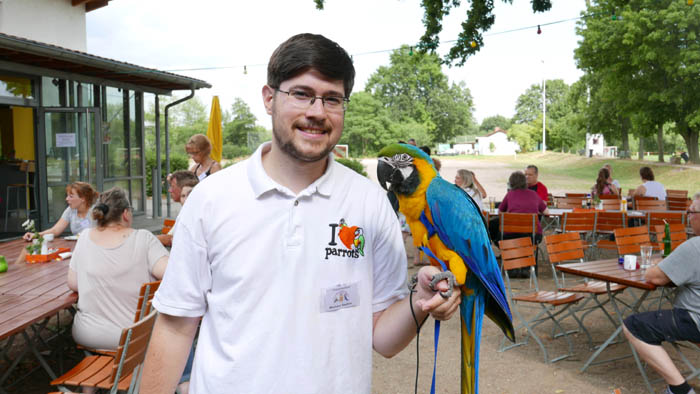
[461,276,486,394]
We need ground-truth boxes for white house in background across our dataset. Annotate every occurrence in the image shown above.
[585,133,617,157]
[453,142,475,154]
[475,128,520,156]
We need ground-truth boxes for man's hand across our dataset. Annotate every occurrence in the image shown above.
[414,266,461,321]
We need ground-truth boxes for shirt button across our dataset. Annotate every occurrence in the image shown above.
[294,200,299,206]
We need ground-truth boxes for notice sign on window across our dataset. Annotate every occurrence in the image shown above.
[56,133,76,148]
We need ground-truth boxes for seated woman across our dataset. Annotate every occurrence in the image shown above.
[186,134,222,181]
[632,166,666,200]
[67,187,168,351]
[454,169,487,211]
[591,167,619,198]
[23,182,98,241]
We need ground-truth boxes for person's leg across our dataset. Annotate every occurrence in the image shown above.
[622,324,685,385]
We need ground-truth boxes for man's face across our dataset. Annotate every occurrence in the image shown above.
[169,178,181,203]
[524,168,538,186]
[262,69,345,163]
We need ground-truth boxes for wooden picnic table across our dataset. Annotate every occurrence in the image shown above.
[0,237,77,391]
[557,257,663,394]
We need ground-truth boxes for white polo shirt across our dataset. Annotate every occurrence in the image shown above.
[153,142,408,394]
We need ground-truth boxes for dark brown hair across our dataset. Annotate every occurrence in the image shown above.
[66,182,98,208]
[508,171,527,190]
[639,166,655,181]
[267,33,355,97]
[91,187,130,227]
[595,168,611,196]
[171,170,199,189]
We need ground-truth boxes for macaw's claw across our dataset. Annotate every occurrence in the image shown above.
[429,271,456,299]
[407,273,418,293]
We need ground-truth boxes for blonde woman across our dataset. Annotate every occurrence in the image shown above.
[454,169,486,211]
[186,134,222,181]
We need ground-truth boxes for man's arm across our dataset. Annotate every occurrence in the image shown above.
[140,313,200,394]
[633,185,646,198]
[644,265,672,286]
[156,234,172,247]
[372,266,461,358]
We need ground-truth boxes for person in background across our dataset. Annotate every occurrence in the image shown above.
[157,171,199,247]
[67,187,169,393]
[525,164,548,202]
[407,138,417,146]
[455,169,486,211]
[623,200,700,394]
[632,166,666,201]
[692,192,700,202]
[186,134,222,181]
[591,167,619,198]
[603,164,621,190]
[24,181,98,241]
[420,145,441,172]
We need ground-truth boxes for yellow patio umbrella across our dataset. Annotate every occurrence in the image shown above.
[206,96,223,163]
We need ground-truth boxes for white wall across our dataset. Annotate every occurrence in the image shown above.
[0,0,87,51]
[476,133,519,155]
[585,133,605,157]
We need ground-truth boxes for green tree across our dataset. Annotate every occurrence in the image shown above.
[314,0,553,65]
[508,123,537,152]
[365,46,475,144]
[224,98,258,146]
[341,92,397,156]
[513,79,572,150]
[479,115,512,135]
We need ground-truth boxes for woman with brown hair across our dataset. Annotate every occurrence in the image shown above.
[23,181,98,241]
[591,167,619,198]
[186,134,222,181]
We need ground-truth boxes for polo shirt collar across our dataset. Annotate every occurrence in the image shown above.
[247,142,335,198]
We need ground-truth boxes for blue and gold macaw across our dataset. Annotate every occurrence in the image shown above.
[377,143,514,394]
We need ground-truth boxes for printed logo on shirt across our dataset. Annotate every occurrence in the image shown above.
[325,218,365,260]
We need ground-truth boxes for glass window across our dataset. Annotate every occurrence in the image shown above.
[129,92,142,176]
[0,75,33,99]
[47,185,67,223]
[41,77,65,106]
[103,87,127,178]
[80,82,94,107]
[130,178,143,212]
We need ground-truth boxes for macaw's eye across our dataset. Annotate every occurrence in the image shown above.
[393,153,413,168]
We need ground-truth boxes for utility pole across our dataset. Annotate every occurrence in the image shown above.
[541,60,546,153]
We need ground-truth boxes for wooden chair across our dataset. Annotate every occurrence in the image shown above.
[632,195,658,210]
[614,226,655,255]
[498,237,585,363]
[600,199,622,211]
[667,196,691,211]
[161,219,176,234]
[647,211,686,229]
[598,194,620,200]
[500,212,541,267]
[652,223,688,252]
[50,309,157,394]
[667,189,688,199]
[560,211,596,255]
[593,211,627,256]
[635,199,667,212]
[565,193,587,198]
[556,197,585,209]
[545,232,625,347]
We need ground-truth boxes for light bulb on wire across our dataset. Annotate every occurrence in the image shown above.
[537,25,542,34]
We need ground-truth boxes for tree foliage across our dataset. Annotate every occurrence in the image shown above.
[314,0,552,65]
[224,98,258,146]
[479,115,512,135]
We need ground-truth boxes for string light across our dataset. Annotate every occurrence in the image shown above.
[689,0,694,5]
[537,25,542,34]
[409,46,413,56]
[243,65,247,75]
[470,41,477,48]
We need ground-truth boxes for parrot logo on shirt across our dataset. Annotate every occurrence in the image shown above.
[338,219,365,256]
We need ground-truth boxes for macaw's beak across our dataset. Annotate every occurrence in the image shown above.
[377,158,399,191]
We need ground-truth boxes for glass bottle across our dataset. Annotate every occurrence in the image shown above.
[663,222,672,257]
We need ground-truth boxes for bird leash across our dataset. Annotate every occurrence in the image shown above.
[408,245,455,394]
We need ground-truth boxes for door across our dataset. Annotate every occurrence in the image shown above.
[39,108,101,226]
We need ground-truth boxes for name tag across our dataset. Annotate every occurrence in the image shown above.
[321,283,359,313]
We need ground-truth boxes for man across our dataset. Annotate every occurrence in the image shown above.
[623,200,700,394]
[156,171,199,247]
[140,34,460,394]
[525,164,548,202]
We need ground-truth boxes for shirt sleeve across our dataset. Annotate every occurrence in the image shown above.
[152,197,212,318]
[60,207,72,222]
[660,239,700,287]
[143,230,169,274]
[538,183,549,201]
[370,190,408,313]
[499,193,509,212]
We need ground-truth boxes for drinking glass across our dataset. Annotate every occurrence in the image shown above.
[489,197,496,212]
[640,245,653,270]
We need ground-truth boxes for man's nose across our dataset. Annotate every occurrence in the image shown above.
[305,98,327,117]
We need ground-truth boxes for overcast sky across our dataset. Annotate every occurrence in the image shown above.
[86,0,586,129]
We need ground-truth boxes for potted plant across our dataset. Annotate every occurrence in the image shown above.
[22,219,43,255]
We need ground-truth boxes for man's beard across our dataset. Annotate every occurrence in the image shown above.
[272,119,335,163]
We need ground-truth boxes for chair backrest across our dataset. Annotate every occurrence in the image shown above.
[667,196,691,212]
[110,309,158,391]
[562,211,596,234]
[614,226,653,255]
[545,232,585,264]
[499,237,537,272]
[636,199,667,212]
[666,189,688,199]
[652,224,688,252]
[647,211,686,228]
[601,199,622,210]
[565,193,587,198]
[134,281,161,323]
[500,212,538,241]
[598,194,619,200]
[633,195,658,210]
[556,197,585,209]
[595,211,626,233]
[161,219,176,235]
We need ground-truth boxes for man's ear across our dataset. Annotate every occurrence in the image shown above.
[262,85,275,115]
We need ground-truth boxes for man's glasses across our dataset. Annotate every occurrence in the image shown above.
[276,89,349,113]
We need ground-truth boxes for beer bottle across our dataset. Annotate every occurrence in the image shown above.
[663,222,672,257]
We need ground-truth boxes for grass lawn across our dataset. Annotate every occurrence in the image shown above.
[447,151,700,195]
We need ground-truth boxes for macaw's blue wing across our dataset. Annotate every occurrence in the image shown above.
[425,177,514,340]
